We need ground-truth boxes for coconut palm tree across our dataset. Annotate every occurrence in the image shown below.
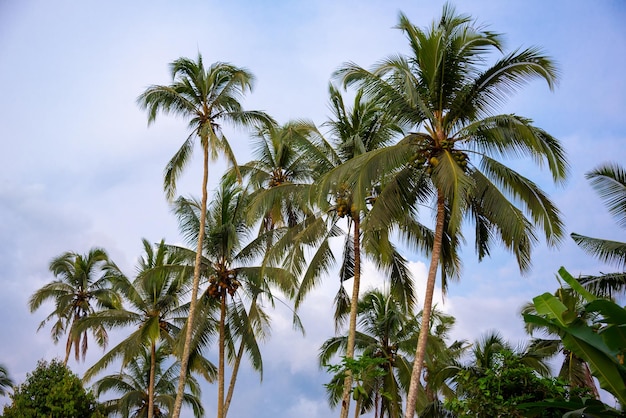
[277,85,416,418]
[29,248,120,365]
[173,176,297,418]
[218,121,315,417]
[78,239,214,418]
[137,54,272,418]
[330,5,567,416]
[571,163,626,298]
[320,289,417,418]
[92,344,204,418]
[321,290,460,418]
[0,364,13,396]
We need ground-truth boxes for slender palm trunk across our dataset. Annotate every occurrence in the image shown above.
[404,192,445,418]
[340,216,361,418]
[223,336,244,418]
[148,342,156,418]
[224,294,259,418]
[353,398,361,418]
[217,288,227,418]
[172,144,210,418]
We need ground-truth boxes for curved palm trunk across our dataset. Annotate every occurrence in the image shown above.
[172,144,210,418]
[340,217,361,418]
[404,192,445,418]
[148,342,156,418]
[218,289,227,418]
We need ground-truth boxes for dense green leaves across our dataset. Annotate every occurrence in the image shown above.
[2,359,104,418]
[524,267,626,407]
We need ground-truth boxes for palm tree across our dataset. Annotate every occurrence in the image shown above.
[137,54,272,418]
[266,85,415,418]
[219,121,315,417]
[78,239,213,418]
[331,5,567,416]
[174,176,297,418]
[29,248,120,365]
[0,364,13,396]
[571,163,626,298]
[321,290,460,418]
[321,289,416,418]
[92,344,204,418]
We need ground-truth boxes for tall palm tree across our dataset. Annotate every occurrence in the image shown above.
[174,176,297,418]
[331,5,567,416]
[78,239,213,418]
[137,54,272,418]
[29,248,120,365]
[571,163,626,298]
[0,364,13,396]
[92,344,204,418]
[220,121,315,417]
[284,85,415,418]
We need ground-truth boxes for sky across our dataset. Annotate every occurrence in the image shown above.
[1,0,625,416]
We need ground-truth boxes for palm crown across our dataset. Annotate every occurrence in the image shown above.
[29,248,120,365]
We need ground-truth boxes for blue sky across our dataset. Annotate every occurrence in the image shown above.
[1,0,625,416]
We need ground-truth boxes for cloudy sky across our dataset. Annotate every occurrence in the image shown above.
[1,0,625,416]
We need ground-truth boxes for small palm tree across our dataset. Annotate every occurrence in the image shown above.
[321,289,431,418]
[0,364,13,396]
[571,163,626,298]
[174,176,297,418]
[78,239,213,418]
[331,6,567,416]
[92,344,204,418]
[137,54,272,418]
[29,248,120,365]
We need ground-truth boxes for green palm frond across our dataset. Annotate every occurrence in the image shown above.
[586,163,626,227]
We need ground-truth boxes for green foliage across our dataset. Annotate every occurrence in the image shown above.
[445,350,578,417]
[2,359,104,418]
[324,355,389,403]
[524,267,626,412]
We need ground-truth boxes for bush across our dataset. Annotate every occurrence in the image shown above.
[1,359,104,418]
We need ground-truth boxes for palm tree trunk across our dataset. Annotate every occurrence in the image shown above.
[148,342,156,418]
[404,192,445,418]
[218,288,227,418]
[223,336,244,418]
[353,398,361,418]
[340,217,361,418]
[224,294,259,418]
[172,144,210,418]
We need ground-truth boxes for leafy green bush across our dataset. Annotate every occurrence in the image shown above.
[1,359,104,418]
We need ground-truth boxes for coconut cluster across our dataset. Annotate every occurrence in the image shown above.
[409,139,469,175]
[206,270,240,300]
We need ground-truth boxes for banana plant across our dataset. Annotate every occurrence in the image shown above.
[523,266,626,407]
